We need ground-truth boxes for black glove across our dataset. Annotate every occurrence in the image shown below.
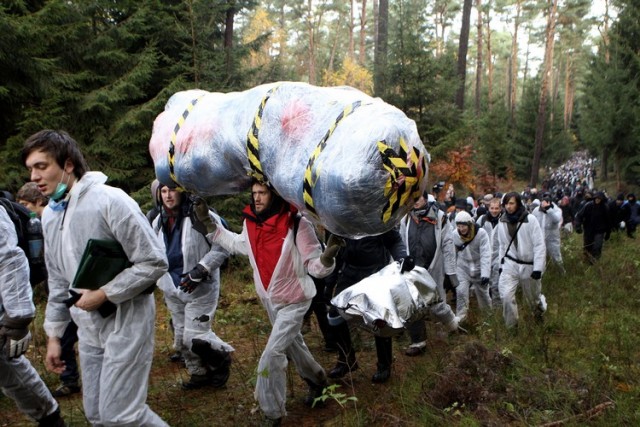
[190,197,217,234]
[481,277,490,287]
[0,317,33,359]
[575,224,583,234]
[400,256,415,273]
[530,271,542,280]
[180,264,209,294]
[446,274,460,288]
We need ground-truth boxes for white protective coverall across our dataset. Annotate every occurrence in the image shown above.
[532,203,563,266]
[0,206,59,422]
[399,207,459,337]
[153,211,234,375]
[491,212,547,328]
[42,172,169,426]
[451,226,492,322]
[209,213,334,420]
[477,214,502,308]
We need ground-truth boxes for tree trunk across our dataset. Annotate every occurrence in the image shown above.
[602,148,609,182]
[349,0,355,59]
[277,3,287,60]
[509,0,522,125]
[485,6,493,110]
[327,17,342,72]
[373,0,378,48]
[563,55,574,130]
[522,26,532,100]
[475,0,483,115]
[359,0,368,65]
[224,1,235,76]
[307,0,316,84]
[530,0,558,187]
[455,0,473,111]
[186,0,199,85]
[374,0,388,97]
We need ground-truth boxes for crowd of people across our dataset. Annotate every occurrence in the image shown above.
[1,131,639,426]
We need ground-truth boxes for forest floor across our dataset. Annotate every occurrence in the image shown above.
[2,231,639,426]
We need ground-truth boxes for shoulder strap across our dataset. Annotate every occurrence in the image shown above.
[292,213,302,246]
[500,218,525,265]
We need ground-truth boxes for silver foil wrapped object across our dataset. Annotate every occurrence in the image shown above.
[149,82,429,238]
[330,263,439,337]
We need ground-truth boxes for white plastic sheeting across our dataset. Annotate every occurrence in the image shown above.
[330,263,439,337]
[149,82,429,238]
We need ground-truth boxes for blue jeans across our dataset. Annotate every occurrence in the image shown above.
[60,320,79,385]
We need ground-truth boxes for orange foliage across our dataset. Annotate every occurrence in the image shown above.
[430,145,476,194]
[431,146,517,196]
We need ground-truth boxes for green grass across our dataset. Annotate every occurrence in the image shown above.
[2,231,639,426]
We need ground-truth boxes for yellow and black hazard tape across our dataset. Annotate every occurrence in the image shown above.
[302,100,364,217]
[246,85,280,184]
[377,137,426,223]
[168,96,204,190]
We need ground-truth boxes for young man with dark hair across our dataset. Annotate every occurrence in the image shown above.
[492,192,547,328]
[16,181,80,398]
[193,180,342,426]
[22,129,169,426]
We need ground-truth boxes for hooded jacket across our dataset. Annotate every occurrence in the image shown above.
[210,201,333,305]
[41,172,168,344]
[491,207,546,277]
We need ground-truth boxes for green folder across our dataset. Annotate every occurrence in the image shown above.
[72,239,132,290]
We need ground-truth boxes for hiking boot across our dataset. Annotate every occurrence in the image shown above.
[181,374,212,390]
[328,361,358,379]
[51,383,81,398]
[169,351,184,364]
[191,339,232,388]
[38,408,66,427]
[303,379,327,407]
[261,417,282,427]
[323,341,339,353]
[209,361,231,388]
[404,346,425,357]
[372,366,391,384]
[372,368,391,383]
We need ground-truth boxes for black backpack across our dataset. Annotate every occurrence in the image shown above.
[0,197,48,285]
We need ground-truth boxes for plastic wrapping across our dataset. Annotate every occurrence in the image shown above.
[330,263,439,337]
[149,82,429,238]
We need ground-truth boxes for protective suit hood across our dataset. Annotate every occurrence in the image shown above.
[70,171,107,198]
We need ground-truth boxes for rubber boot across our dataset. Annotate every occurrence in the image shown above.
[372,336,392,383]
[328,321,358,378]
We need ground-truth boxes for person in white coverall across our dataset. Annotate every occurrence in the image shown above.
[0,206,65,427]
[22,130,169,427]
[153,184,234,389]
[476,197,503,308]
[192,180,342,426]
[451,211,492,323]
[532,192,565,272]
[492,192,547,328]
[399,193,460,356]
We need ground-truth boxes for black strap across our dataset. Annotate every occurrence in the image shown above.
[504,253,533,265]
[292,213,302,247]
[500,219,525,265]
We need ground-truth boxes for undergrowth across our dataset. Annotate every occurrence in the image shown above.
[1,232,638,426]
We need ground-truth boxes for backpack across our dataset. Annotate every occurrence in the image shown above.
[0,197,48,285]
